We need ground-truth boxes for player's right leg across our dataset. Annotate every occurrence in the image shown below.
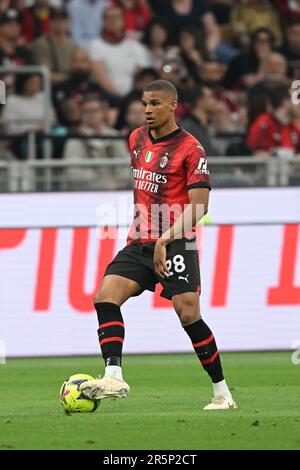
[80,274,143,400]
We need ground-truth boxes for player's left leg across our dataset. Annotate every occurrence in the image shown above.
[172,292,237,410]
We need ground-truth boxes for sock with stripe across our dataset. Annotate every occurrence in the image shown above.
[183,319,228,393]
[95,302,124,381]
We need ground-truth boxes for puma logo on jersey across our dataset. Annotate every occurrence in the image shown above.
[178,274,190,283]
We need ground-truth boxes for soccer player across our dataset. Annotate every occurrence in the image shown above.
[80,79,237,410]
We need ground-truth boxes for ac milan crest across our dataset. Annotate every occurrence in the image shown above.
[160,153,169,168]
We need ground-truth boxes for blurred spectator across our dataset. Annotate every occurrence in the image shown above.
[63,94,128,190]
[31,7,77,84]
[200,59,226,87]
[123,66,159,103]
[210,100,243,133]
[111,0,151,38]
[2,72,56,159]
[247,53,289,98]
[224,27,275,89]
[208,0,232,32]
[88,5,151,98]
[19,1,63,6]
[181,86,219,155]
[51,97,82,158]
[200,59,233,108]
[178,25,206,84]
[159,57,192,121]
[0,8,31,66]
[151,0,225,57]
[142,16,175,70]
[0,0,26,10]
[259,52,289,85]
[280,21,300,79]
[21,0,51,43]
[154,0,234,63]
[54,97,81,130]
[116,66,158,128]
[247,84,300,157]
[274,0,300,27]
[230,0,283,45]
[2,72,55,133]
[210,89,247,155]
[0,1,13,12]
[199,60,247,130]
[247,52,290,126]
[67,0,110,48]
[53,47,106,124]
[120,98,145,135]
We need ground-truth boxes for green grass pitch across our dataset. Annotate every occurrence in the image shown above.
[0,352,299,450]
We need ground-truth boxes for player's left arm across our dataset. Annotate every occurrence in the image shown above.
[153,188,209,278]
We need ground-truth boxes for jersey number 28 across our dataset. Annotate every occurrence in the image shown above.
[166,255,186,275]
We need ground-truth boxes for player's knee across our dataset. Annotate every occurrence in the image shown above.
[172,296,201,325]
[94,291,106,304]
[179,310,200,326]
[94,277,128,305]
[94,282,113,304]
[94,290,116,305]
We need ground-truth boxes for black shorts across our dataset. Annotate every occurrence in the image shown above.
[104,239,201,300]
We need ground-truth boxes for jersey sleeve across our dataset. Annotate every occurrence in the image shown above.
[185,142,211,191]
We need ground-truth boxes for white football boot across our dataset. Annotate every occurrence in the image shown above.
[203,394,237,410]
[80,376,130,400]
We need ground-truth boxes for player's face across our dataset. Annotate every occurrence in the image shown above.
[142,91,177,130]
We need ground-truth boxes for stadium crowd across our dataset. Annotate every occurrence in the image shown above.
[1,0,300,174]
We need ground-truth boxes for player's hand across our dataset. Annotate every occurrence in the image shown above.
[154,239,170,279]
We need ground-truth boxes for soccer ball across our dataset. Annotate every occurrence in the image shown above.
[60,373,100,414]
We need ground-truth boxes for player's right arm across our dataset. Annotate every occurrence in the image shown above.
[153,141,210,278]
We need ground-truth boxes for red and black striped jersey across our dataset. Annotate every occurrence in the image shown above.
[127,126,211,244]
